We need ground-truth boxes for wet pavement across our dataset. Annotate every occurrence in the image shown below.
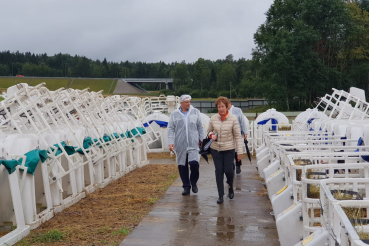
[120,157,279,246]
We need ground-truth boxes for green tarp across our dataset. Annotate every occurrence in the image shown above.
[76,137,93,155]
[1,159,20,175]
[120,127,146,139]
[19,149,49,175]
[130,127,146,137]
[1,149,49,175]
[49,141,76,156]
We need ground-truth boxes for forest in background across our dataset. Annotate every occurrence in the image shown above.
[1,0,369,110]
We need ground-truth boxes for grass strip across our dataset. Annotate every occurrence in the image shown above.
[16,164,179,246]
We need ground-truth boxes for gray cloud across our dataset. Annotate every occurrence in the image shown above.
[0,0,273,63]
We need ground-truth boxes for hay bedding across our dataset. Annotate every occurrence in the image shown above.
[146,152,175,160]
[16,164,179,246]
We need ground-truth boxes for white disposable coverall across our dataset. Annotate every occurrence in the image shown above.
[229,105,247,135]
[167,105,205,166]
[229,105,248,153]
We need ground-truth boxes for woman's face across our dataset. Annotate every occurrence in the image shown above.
[217,102,227,115]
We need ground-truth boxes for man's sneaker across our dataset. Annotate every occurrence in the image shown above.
[182,189,190,195]
[192,185,198,193]
[236,166,241,174]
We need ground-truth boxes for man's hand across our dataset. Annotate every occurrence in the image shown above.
[199,140,202,148]
[237,154,242,162]
[244,134,248,140]
[169,144,175,151]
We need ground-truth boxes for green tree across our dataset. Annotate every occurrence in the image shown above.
[173,61,190,88]
[225,54,234,63]
[0,64,9,76]
[217,63,236,92]
[193,58,210,91]
[252,0,350,110]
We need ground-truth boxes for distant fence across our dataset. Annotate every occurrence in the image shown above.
[191,99,268,113]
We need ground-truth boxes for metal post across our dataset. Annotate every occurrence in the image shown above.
[12,63,14,76]
[230,82,231,99]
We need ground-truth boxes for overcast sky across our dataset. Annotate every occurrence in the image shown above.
[0,0,274,63]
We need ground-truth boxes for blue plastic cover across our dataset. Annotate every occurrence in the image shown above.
[355,137,369,162]
[257,118,278,131]
[143,120,168,128]
[307,118,315,125]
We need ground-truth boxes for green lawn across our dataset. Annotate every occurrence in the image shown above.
[69,78,117,94]
[0,77,118,94]
[0,77,34,88]
[31,78,70,91]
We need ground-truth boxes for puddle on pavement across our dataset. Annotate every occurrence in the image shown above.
[206,217,236,240]
[241,189,256,193]
[242,225,265,241]
[179,212,201,216]
[216,231,235,240]
[227,225,235,230]
[246,226,259,232]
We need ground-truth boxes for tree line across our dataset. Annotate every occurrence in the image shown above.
[2,0,369,110]
[0,50,252,99]
[249,0,369,110]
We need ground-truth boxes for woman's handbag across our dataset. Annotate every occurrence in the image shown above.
[199,133,217,163]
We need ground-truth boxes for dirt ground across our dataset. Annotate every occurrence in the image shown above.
[15,164,179,246]
[146,152,175,159]
[146,151,252,160]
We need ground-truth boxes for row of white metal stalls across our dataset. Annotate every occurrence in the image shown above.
[0,83,162,246]
[255,87,369,246]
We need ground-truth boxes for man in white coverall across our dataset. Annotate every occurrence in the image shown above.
[167,95,205,195]
[228,101,247,174]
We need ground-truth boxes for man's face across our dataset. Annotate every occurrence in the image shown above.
[228,102,232,110]
[180,100,191,110]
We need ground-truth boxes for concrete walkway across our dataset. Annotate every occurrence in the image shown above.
[120,158,279,246]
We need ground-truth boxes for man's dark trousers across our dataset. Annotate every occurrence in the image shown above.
[178,154,199,190]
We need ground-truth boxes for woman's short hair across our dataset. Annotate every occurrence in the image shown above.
[215,97,229,108]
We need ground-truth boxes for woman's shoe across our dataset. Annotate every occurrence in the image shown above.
[217,196,224,204]
[228,187,234,199]
[182,189,190,195]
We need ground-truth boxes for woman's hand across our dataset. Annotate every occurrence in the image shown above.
[237,154,242,162]
[211,134,217,141]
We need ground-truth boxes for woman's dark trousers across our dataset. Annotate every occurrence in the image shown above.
[210,149,235,196]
